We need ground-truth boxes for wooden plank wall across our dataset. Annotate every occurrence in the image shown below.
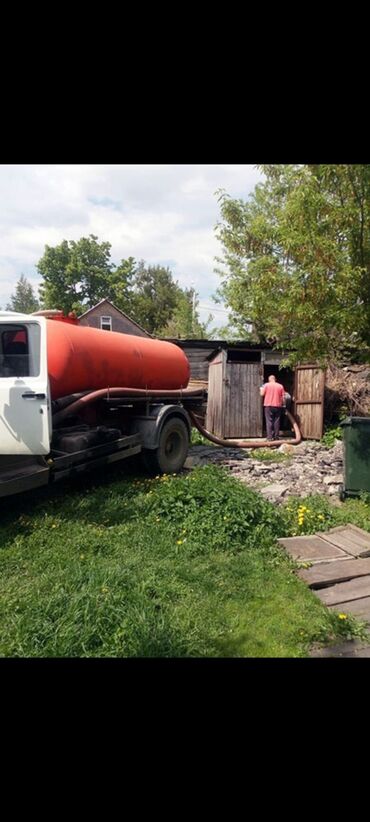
[182,347,215,381]
[224,362,262,438]
[206,351,224,437]
[294,366,325,439]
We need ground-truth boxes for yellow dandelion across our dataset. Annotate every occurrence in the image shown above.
[80,554,85,559]
[318,515,325,521]
[176,540,183,545]
[338,613,348,620]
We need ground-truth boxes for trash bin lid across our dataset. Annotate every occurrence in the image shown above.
[340,416,370,427]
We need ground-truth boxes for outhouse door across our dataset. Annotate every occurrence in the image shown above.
[294,365,325,439]
[223,361,263,438]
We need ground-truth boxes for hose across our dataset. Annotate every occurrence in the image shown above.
[52,385,205,425]
[52,384,302,446]
[188,409,302,448]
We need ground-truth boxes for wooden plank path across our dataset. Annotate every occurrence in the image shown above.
[278,524,370,629]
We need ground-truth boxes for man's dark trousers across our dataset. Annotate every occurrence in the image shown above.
[264,406,281,439]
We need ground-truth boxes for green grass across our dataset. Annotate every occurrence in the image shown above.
[249,448,291,462]
[0,463,365,657]
[282,491,370,537]
[190,428,214,446]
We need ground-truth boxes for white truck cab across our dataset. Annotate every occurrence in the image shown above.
[0,312,51,455]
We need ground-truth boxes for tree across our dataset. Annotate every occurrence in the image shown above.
[129,262,182,335]
[107,256,136,316]
[37,235,115,314]
[159,287,215,338]
[6,275,39,314]
[215,164,370,364]
[37,233,212,338]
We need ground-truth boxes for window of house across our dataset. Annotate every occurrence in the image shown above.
[100,316,112,331]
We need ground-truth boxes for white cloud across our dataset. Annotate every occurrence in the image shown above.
[0,164,263,325]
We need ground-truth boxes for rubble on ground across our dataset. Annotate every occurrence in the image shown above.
[184,440,344,503]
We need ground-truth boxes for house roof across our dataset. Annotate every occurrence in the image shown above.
[161,338,279,351]
[78,299,152,337]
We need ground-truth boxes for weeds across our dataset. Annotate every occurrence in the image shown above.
[0,463,366,657]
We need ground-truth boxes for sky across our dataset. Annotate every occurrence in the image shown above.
[0,164,263,329]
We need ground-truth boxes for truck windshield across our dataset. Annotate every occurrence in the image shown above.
[0,326,30,377]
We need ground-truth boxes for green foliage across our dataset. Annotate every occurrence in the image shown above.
[249,448,291,462]
[190,428,211,445]
[37,239,212,337]
[320,425,343,448]
[6,274,39,314]
[0,464,357,657]
[107,256,136,316]
[281,490,370,537]
[144,465,286,553]
[215,164,370,364]
[37,235,113,314]
[282,495,336,536]
[159,287,214,339]
[127,262,182,335]
[327,610,368,641]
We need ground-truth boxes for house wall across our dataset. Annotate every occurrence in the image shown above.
[79,304,150,337]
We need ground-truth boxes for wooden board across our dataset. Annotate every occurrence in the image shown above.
[294,365,325,439]
[278,536,348,562]
[316,525,370,558]
[223,361,262,438]
[206,350,225,438]
[329,597,370,623]
[298,558,370,588]
[315,575,370,605]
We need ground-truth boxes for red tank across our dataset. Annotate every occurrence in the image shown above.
[46,321,190,400]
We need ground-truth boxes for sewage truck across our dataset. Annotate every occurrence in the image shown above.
[0,311,205,498]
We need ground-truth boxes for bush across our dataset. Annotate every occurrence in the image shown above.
[321,425,343,448]
[145,465,287,555]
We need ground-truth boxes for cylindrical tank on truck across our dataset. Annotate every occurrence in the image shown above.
[46,321,190,400]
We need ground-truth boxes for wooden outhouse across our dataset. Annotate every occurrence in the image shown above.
[205,346,325,440]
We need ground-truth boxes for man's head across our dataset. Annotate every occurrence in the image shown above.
[268,375,276,382]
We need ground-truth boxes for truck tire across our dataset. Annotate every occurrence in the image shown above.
[141,417,189,475]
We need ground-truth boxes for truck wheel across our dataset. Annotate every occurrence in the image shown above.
[142,417,189,475]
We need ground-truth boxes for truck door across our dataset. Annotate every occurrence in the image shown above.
[0,317,51,455]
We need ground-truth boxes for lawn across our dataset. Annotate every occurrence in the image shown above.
[0,463,366,657]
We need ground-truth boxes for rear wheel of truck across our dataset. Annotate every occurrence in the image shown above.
[141,417,189,475]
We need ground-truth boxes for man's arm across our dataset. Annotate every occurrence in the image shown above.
[260,385,266,397]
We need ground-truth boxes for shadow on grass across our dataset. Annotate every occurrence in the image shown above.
[0,455,149,538]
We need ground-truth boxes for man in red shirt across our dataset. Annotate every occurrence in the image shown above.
[260,375,285,441]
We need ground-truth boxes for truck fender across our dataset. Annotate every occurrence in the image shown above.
[129,404,191,450]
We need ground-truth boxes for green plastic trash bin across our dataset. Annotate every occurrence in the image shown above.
[340,416,370,499]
